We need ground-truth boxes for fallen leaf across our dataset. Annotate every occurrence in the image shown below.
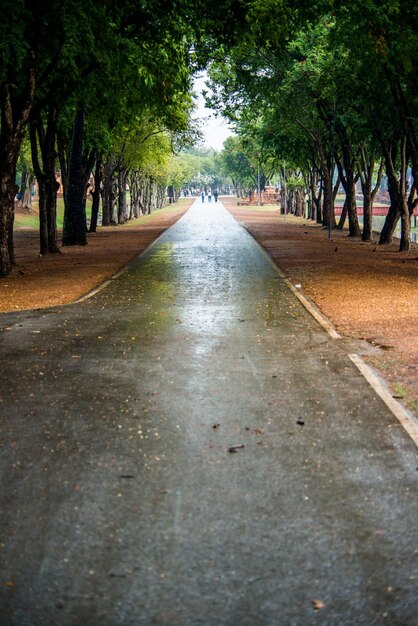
[311,599,325,610]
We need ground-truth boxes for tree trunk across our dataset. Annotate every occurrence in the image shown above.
[46,176,60,253]
[101,161,114,226]
[398,138,410,252]
[339,135,361,237]
[57,131,68,204]
[358,149,383,242]
[29,122,49,255]
[346,179,360,237]
[308,168,319,220]
[0,162,17,275]
[321,164,332,227]
[117,169,128,224]
[82,149,96,230]
[379,203,400,245]
[63,109,87,246]
[39,185,49,256]
[89,157,102,233]
[0,51,35,276]
[295,189,303,216]
[362,182,373,242]
[32,106,60,253]
[314,129,335,228]
[21,169,33,210]
[399,197,410,251]
[379,141,401,245]
[315,178,323,223]
[337,197,348,230]
[18,165,32,210]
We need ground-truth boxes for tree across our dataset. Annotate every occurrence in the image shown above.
[221,137,258,197]
[0,0,115,273]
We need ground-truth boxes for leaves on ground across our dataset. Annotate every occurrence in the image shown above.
[311,599,326,610]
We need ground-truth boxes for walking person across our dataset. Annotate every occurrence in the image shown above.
[201,189,205,203]
[208,189,212,202]
[214,190,219,203]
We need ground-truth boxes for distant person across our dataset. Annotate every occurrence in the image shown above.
[201,189,205,203]
[214,190,219,203]
[208,189,212,202]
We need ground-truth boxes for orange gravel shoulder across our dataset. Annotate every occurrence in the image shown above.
[224,198,418,414]
[1,199,193,312]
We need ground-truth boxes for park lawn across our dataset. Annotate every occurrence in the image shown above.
[14,198,90,230]
[13,197,189,230]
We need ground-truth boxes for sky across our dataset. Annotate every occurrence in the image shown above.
[192,72,233,151]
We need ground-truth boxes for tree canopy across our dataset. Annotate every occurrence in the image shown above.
[209,0,418,248]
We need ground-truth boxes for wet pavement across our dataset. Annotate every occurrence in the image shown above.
[0,199,418,625]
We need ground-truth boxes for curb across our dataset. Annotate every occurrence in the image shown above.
[234,214,418,449]
[349,354,418,448]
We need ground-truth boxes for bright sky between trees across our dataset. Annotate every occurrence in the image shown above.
[192,72,233,151]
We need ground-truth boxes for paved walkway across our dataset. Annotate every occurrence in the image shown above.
[1,199,417,625]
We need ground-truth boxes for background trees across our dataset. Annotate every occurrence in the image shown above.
[0,0,247,276]
[208,0,418,250]
[2,0,418,278]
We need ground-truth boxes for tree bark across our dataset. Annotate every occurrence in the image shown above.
[18,166,33,210]
[21,170,33,210]
[57,131,68,204]
[101,160,116,226]
[117,169,128,224]
[316,136,335,229]
[337,131,361,237]
[337,196,348,230]
[89,157,102,233]
[30,122,48,255]
[398,137,410,252]
[0,162,18,275]
[358,146,384,242]
[63,109,87,246]
[379,140,401,245]
[30,105,60,254]
[0,52,36,275]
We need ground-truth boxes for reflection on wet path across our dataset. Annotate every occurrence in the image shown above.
[130,199,295,337]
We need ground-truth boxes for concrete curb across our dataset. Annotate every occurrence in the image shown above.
[282,276,341,339]
[246,228,341,340]
[349,354,418,448]
[234,215,418,449]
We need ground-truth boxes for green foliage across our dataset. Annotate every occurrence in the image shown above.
[220,136,257,193]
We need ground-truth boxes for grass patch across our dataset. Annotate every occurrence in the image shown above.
[14,197,191,231]
[392,382,418,414]
[14,212,40,229]
[15,198,76,230]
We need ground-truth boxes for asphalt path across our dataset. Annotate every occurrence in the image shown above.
[1,199,417,625]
